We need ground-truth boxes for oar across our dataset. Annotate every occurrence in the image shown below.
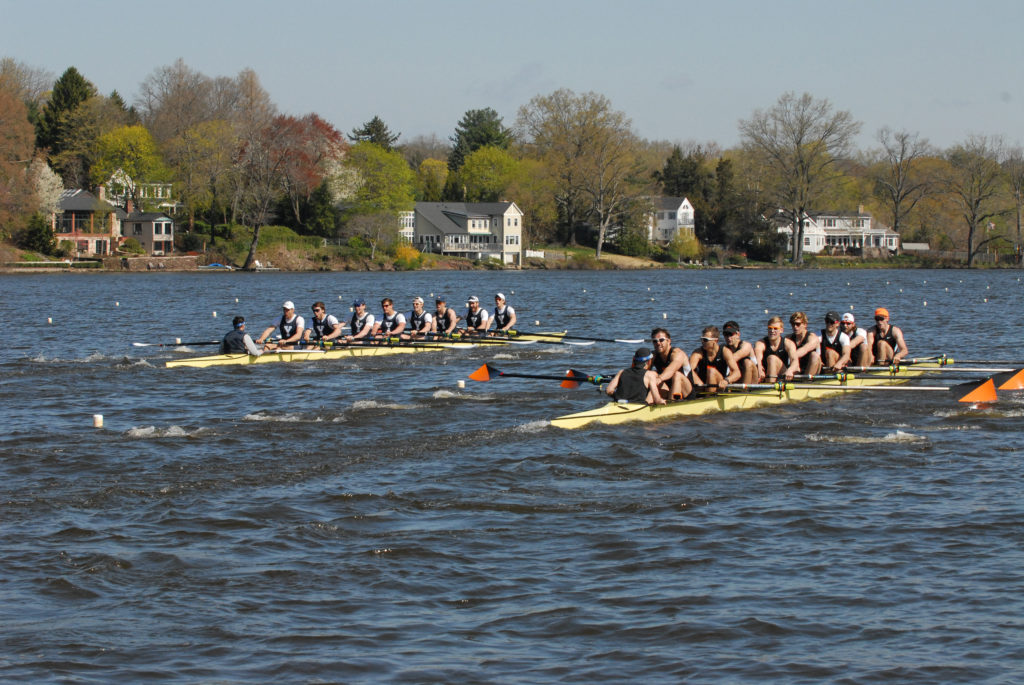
[505,330,644,345]
[468,363,600,389]
[133,340,222,347]
[914,356,1024,366]
[844,364,1019,374]
[452,333,593,347]
[780,378,998,403]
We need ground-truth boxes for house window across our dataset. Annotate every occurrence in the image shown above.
[803,236,811,246]
[133,223,142,236]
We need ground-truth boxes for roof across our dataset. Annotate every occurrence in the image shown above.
[415,202,520,235]
[125,212,173,222]
[58,189,127,218]
[654,196,691,211]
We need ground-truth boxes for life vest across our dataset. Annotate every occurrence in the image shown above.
[493,305,513,328]
[351,311,371,334]
[279,314,299,340]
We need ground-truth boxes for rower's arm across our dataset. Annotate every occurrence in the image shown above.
[605,370,623,397]
[256,326,275,343]
[894,327,908,362]
[243,334,263,356]
[723,348,741,384]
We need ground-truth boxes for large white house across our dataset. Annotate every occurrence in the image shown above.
[647,197,696,242]
[776,208,900,255]
[412,202,523,266]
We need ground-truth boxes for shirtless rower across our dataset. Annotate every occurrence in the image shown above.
[788,311,822,376]
[754,316,800,381]
[345,299,375,341]
[605,347,666,405]
[403,296,433,339]
[256,300,305,350]
[689,325,741,391]
[819,310,852,371]
[372,297,406,338]
[433,296,459,336]
[303,301,343,347]
[866,307,908,365]
[840,312,870,367]
[722,320,757,384]
[490,292,517,334]
[462,295,489,335]
[650,327,693,400]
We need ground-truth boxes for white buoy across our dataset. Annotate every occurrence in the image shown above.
[764,309,769,314]
[212,311,217,317]
[583,289,586,293]
[115,301,119,307]
[510,290,514,295]
[92,414,103,428]
[984,298,988,303]
[457,380,465,389]
[923,301,927,306]
[235,298,239,303]
[534,320,540,326]
[47,317,52,324]
[663,312,667,319]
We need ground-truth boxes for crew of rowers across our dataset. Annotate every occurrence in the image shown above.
[606,308,909,405]
[221,293,518,354]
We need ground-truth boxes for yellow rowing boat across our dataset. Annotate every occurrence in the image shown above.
[165,332,566,369]
[550,367,933,429]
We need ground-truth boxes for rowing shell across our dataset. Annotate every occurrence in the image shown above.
[550,366,929,429]
[164,332,566,369]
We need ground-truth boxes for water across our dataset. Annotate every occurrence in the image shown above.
[2,269,1022,683]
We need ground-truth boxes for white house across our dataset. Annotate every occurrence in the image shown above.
[647,197,696,242]
[398,210,415,243]
[105,169,178,213]
[777,208,900,255]
[412,202,523,266]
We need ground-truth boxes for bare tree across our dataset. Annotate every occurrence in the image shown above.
[738,92,860,263]
[235,116,290,269]
[1003,146,1024,264]
[872,128,935,235]
[944,135,1006,267]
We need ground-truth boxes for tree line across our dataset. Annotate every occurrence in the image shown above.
[1,57,1022,267]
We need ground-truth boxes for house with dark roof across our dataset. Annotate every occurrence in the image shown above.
[51,189,127,256]
[647,197,696,242]
[412,202,523,266]
[123,211,175,255]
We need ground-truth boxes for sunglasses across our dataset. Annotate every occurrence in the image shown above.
[652,337,669,343]
[875,316,886,321]
[701,337,718,342]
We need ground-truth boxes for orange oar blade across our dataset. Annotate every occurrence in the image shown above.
[998,368,1024,390]
[560,369,583,389]
[959,378,997,403]
[468,364,495,382]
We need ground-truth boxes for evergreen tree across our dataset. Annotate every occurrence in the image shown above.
[35,67,96,152]
[348,115,400,151]
[16,212,57,254]
[448,107,512,172]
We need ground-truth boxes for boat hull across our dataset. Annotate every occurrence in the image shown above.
[550,367,929,429]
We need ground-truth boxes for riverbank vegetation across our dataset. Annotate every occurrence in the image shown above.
[2,57,1023,270]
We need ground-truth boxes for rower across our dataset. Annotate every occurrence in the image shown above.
[372,297,406,338]
[690,325,740,390]
[605,347,666,405]
[650,327,693,400]
[840,312,870,367]
[490,292,517,334]
[462,295,489,335]
[819,310,852,371]
[788,311,822,376]
[221,316,263,356]
[722,320,757,384]
[256,300,305,350]
[304,301,343,347]
[433,296,459,336]
[403,296,433,339]
[345,298,375,341]
[866,307,908,365]
[754,316,800,381]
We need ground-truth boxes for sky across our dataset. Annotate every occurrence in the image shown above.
[4,0,1023,152]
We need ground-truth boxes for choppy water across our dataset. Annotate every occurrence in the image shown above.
[2,268,1022,683]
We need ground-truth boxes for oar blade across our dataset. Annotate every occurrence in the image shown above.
[996,368,1024,391]
[468,364,497,382]
[560,369,588,389]
[958,378,997,403]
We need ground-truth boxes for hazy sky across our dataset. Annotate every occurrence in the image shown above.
[4,0,1022,151]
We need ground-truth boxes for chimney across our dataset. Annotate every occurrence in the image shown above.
[97,185,105,201]
[126,197,134,213]
[858,204,864,214]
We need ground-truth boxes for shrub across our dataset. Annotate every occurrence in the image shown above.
[120,237,146,254]
[393,244,422,271]
[14,213,56,255]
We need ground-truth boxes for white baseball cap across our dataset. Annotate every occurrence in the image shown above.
[841,312,855,323]
[495,292,506,301]
[467,295,480,304]
[282,301,295,309]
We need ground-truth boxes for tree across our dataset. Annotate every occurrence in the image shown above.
[348,115,400,151]
[92,125,166,209]
[343,141,415,216]
[49,94,131,187]
[344,213,398,260]
[0,86,37,239]
[654,143,718,242]
[277,114,346,226]
[448,107,512,172]
[401,133,449,170]
[944,135,1007,267]
[416,158,448,202]
[0,58,52,123]
[459,145,519,202]
[235,115,293,269]
[30,158,63,215]
[35,67,96,153]
[136,59,214,145]
[738,92,861,263]
[15,212,56,254]
[871,128,935,237]
[1003,147,1024,263]
[164,119,237,231]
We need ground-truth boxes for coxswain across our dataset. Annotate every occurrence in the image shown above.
[840,312,870,367]
[462,295,489,335]
[819,310,852,371]
[490,292,517,334]
[372,297,406,338]
[722,320,757,384]
[433,296,459,336]
[788,311,822,375]
[304,301,343,347]
[403,297,433,339]
[754,316,800,381]
[345,299,375,341]
[690,325,740,391]
[221,316,263,356]
[866,307,908,365]
[605,347,666,405]
[256,301,305,350]
[650,327,693,400]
